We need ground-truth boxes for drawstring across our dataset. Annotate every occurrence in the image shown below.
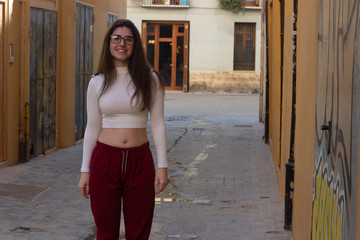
[124,151,129,172]
[121,152,125,173]
[121,151,129,173]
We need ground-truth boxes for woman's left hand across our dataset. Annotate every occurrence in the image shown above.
[154,168,168,194]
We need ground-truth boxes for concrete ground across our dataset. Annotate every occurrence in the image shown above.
[0,92,294,240]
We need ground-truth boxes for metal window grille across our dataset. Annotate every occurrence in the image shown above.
[234,23,255,70]
[142,0,189,7]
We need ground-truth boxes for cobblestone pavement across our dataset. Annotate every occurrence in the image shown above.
[0,92,294,240]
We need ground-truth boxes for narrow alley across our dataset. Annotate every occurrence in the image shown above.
[0,92,293,240]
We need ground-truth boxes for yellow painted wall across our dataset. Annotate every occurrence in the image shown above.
[57,0,124,148]
[4,0,126,167]
[266,0,294,199]
[277,0,293,198]
[93,0,126,71]
[267,0,281,178]
[7,0,21,166]
[58,0,76,147]
[292,0,318,239]
[264,0,360,239]
[265,1,318,238]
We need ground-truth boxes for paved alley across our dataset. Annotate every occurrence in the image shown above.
[0,92,294,240]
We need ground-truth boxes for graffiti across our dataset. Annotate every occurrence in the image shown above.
[312,0,360,239]
[312,150,344,240]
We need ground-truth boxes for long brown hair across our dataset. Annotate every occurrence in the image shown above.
[96,19,164,110]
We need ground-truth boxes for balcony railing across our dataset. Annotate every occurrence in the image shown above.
[142,0,190,8]
[244,0,260,8]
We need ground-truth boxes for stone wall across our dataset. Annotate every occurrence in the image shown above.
[189,71,260,93]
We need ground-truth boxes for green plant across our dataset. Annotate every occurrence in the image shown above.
[218,0,245,13]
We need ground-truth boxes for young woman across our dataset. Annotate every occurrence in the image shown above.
[78,19,168,240]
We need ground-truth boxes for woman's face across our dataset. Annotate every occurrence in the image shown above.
[109,26,134,67]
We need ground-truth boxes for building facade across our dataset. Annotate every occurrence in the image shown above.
[261,0,360,239]
[0,0,126,168]
[127,0,262,93]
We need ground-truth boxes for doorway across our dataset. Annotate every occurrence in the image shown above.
[142,21,189,91]
[75,3,94,140]
[29,8,57,156]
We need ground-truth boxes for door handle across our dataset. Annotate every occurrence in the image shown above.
[321,120,332,154]
[170,64,174,67]
[321,124,330,130]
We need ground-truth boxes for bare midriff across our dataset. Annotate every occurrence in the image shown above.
[98,128,148,148]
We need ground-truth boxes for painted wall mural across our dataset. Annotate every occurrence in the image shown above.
[312,0,360,240]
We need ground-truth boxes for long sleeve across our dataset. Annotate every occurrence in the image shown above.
[80,76,103,172]
[150,72,168,168]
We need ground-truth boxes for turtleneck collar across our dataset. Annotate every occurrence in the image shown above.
[115,67,128,74]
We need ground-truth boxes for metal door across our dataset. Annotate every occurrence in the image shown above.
[29,8,57,156]
[311,1,360,239]
[143,22,189,91]
[75,3,93,140]
[0,2,4,164]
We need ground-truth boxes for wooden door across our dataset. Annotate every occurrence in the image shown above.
[75,3,93,140]
[143,22,189,91]
[234,23,255,70]
[29,8,57,156]
[311,1,360,239]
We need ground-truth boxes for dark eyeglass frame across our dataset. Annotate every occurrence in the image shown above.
[110,35,135,45]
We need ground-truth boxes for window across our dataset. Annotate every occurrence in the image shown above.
[143,0,189,8]
[152,0,180,5]
[234,23,255,70]
[108,13,117,28]
[244,0,259,7]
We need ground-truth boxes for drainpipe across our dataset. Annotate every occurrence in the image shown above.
[264,0,269,143]
[284,0,297,230]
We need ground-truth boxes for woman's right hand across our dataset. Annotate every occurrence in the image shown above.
[78,172,90,199]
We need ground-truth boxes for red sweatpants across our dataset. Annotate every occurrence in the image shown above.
[89,141,155,240]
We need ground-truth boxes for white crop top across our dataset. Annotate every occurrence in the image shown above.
[80,67,168,172]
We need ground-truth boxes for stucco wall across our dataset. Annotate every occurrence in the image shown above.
[128,0,261,72]
[58,0,76,148]
[292,0,318,239]
[265,0,360,239]
[4,0,126,166]
[7,0,20,166]
[127,0,261,92]
[267,0,281,173]
[277,0,294,199]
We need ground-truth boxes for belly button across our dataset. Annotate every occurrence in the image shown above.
[123,139,128,145]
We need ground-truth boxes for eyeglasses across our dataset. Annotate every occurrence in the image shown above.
[110,35,135,45]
